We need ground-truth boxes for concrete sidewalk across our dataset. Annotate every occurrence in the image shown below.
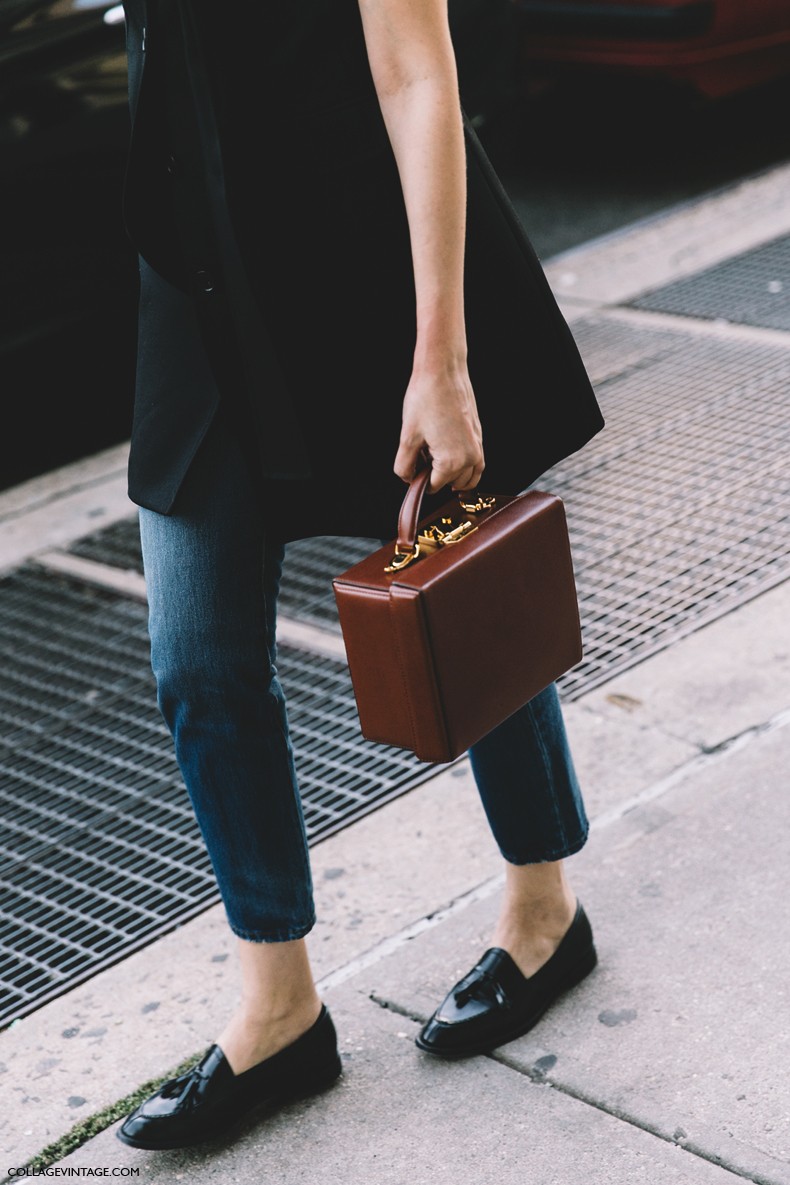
[2,161,790,1185]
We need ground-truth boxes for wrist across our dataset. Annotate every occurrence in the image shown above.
[413,326,468,377]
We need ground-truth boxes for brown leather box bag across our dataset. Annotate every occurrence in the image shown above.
[333,465,583,764]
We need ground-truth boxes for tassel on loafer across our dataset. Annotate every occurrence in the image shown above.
[117,1004,342,1150]
[416,901,597,1059]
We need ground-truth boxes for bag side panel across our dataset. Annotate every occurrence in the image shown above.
[388,585,454,764]
[332,583,417,752]
[419,497,582,753]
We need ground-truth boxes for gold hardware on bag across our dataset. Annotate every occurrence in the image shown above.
[385,517,480,572]
[384,494,495,574]
[385,546,421,573]
[420,520,476,547]
[458,494,496,514]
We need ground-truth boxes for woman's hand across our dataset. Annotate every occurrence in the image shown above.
[394,361,485,493]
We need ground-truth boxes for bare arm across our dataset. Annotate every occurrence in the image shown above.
[357,0,484,493]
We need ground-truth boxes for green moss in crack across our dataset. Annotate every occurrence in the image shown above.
[17,1048,204,1172]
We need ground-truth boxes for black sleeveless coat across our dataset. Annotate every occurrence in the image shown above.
[120,0,604,540]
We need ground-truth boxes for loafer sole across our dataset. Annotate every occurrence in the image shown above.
[415,945,598,1059]
[116,1056,343,1151]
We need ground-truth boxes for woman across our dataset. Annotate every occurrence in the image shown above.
[116,0,604,1152]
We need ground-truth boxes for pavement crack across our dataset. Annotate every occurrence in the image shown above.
[591,702,790,834]
[700,705,790,755]
[492,1051,783,1185]
[350,997,785,1185]
[1,1048,204,1181]
[317,873,504,992]
[367,992,426,1025]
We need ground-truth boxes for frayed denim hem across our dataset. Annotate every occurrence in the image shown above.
[498,825,590,867]
[226,914,316,943]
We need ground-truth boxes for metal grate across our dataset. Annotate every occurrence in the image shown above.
[70,314,790,703]
[68,517,144,575]
[0,567,437,1026]
[28,311,788,1024]
[629,232,790,331]
[548,316,790,697]
[70,522,377,633]
[279,537,377,630]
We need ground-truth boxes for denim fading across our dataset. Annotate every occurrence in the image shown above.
[138,410,589,942]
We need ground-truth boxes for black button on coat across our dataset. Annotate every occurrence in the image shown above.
[120,0,604,541]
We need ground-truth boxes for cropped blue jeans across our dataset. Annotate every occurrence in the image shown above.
[138,410,589,942]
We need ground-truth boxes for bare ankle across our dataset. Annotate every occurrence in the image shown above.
[218,996,322,1075]
[491,859,578,976]
[218,936,321,1073]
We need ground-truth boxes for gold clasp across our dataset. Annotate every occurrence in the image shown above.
[385,545,421,573]
[433,519,476,545]
[416,518,476,551]
[458,494,496,514]
[384,503,492,573]
[417,524,448,549]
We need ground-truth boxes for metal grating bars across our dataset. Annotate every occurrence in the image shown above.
[0,568,437,1025]
[69,522,376,633]
[549,317,790,697]
[628,232,790,331]
[70,314,790,704]
[68,517,145,576]
[10,306,788,1025]
[279,537,377,630]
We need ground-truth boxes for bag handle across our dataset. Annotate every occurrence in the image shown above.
[397,461,434,553]
[382,461,434,573]
[387,462,496,572]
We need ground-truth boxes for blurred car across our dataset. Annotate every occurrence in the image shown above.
[512,0,790,97]
[1,0,136,492]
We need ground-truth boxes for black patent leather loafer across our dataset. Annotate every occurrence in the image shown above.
[416,902,597,1059]
[117,1004,342,1150]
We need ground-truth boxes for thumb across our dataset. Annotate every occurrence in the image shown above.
[393,439,425,484]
